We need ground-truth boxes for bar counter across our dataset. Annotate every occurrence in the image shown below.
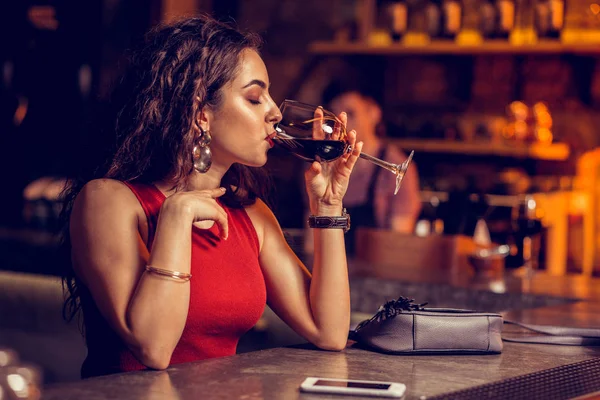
[41,260,600,399]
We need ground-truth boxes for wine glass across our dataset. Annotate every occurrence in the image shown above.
[511,195,543,277]
[273,100,414,195]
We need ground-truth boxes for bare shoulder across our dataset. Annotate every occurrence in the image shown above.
[244,198,283,250]
[77,178,136,200]
[71,179,141,228]
[73,178,139,208]
[244,198,278,227]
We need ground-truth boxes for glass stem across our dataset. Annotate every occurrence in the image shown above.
[359,152,401,174]
[358,150,414,176]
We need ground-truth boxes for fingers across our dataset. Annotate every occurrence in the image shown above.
[312,107,325,140]
[304,161,322,179]
[212,204,229,240]
[191,188,229,239]
[210,187,227,198]
[342,130,358,162]
[194,187,227,198]
[333,112,347,141]
[345,139,363,172]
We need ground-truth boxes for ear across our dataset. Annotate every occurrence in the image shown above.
[368,100,382,126]
[196,106,213,133]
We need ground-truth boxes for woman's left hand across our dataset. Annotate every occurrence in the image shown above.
[304,109,363,214]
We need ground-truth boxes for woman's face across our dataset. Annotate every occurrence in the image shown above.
[204,49,282,168]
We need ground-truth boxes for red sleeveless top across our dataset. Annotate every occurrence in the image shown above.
[81,182,266,378]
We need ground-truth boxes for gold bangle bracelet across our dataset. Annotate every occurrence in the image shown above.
[145,265,192,282]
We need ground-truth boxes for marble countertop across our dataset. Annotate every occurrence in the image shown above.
[40,259,600,399]
[41,341,600,400]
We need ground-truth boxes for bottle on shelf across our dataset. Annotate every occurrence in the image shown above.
[457,0,484,44]
[426,0,442,39]
[480,0,498,39]
[534,0,551,38]
[405,0,432,45]
[495,0,515,39]
[510,0,537,45]
[440,0,462,40]
[387,0,409,42]
[548,0,565,39]
[535,0,564,39]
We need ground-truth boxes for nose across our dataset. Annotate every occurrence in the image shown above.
[267,98,282,125]
[268,107,282,125]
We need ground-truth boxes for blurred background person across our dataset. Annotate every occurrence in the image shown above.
[305,79,422,256]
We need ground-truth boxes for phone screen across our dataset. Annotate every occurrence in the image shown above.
[313,379,391,390]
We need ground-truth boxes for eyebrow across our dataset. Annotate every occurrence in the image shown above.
[242,79,269,89]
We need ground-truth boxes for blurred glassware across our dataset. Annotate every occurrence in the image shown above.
[510,0,538,44]
[498,168,531,195]
[504,101,532,143]
[535,0,552,37]
[440,0,462,39]
[535,0,565,39]
[425,0,442,38]
[0,349,18,368]
[532,102,553,144]
[0,348,42,400]
[457,0,484,44]
[414,219,432,236]
[480,0,498,38]
[496,0,516,39]
[332,0,360,41]
[531,175,557,192]
[468,244,510,278]
[417,194,444,236]
[404,0,432,44]
[386,0,409,41]
[512,195,544,276]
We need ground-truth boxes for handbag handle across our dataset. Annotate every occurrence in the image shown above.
[503,320,600,346]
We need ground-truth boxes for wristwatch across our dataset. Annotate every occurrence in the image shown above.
[308,208,351,233]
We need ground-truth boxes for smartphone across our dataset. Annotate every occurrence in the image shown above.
[300,377,406,398]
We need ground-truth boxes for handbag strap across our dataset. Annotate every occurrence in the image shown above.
[503,320,600,346]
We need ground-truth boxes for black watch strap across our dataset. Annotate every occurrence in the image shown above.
[308,208,351,233]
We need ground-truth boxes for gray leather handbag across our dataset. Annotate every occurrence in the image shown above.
[349,297,504,354]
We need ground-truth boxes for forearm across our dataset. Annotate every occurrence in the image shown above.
[308,203,350,349]
[126,211,192,368]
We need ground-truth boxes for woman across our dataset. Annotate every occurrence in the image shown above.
[62,15,363,378]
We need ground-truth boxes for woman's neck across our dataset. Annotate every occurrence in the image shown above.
[154,163,229,196]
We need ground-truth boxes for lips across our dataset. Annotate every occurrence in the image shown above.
[265,131,277,147]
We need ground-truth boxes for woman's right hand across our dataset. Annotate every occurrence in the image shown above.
[160,187,229,239]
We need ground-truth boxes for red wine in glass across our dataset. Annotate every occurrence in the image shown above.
[274,100,414,195]
[271,138,348,162]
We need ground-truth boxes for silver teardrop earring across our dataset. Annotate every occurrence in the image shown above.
[192,128,212,173]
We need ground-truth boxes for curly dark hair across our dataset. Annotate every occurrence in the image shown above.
[60,15,271,323]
